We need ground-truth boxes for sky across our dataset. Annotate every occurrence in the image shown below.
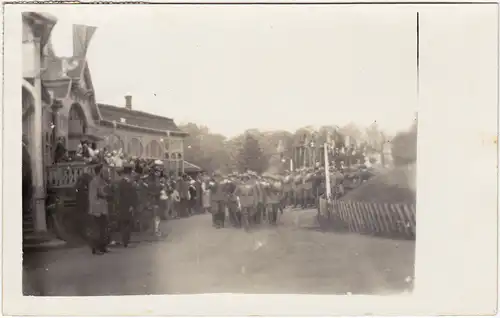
[37,4,417,138]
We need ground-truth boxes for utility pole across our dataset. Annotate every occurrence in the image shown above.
[323,143,331,200]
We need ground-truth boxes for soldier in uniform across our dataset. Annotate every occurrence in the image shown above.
[147,161,164,236]
[226,175,240,227]
[259,175,272,223]
[234,173,258,230]
[116,163,138,247]
[282,171,293,211]
[297,170,306,209]
[254,173,266,224]
[87,164,111,255]
[290,171,299,208]
[266,175,283,225]
[201,174,213,214]
[211,172,227,228]
[302,169,314,208]
[330,167,345,199]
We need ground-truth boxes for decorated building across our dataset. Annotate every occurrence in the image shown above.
[22,13,199,245]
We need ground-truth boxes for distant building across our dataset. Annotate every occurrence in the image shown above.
[96,97,188,173]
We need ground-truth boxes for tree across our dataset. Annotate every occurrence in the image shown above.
[339,122,363,146]
[237,133,267,173]
[365,121,385,152]
[179,123,233,173]
[391,119,417,166]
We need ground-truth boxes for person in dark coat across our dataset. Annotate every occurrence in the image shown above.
[195,175,203,214]
[116,164,138,247]
[88,164,111,255]
[53,137,67,163]
[210,172,226,228]
[147,165,164,236]
[179,174,191,217]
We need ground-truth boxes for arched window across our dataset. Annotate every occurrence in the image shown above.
[146,140,162,159]
[67,104,87,152]
[128,138,143,157]
[68,104,86,135]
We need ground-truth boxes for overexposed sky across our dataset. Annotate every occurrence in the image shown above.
[40,4,416,137]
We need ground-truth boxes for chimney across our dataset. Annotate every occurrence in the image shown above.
[125,94,132,110]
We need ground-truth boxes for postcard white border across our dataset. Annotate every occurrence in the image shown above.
[2,1,498,316]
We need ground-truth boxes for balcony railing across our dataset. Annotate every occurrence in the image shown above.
[46,162,98,189]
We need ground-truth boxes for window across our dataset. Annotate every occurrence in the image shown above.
[128,138,143,157]
[149,140,162,159]
[162,138,185,175]
[68,105,86,135]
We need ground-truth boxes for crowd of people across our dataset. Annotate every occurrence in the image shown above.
[69,137,375,255]
[192,162,373,231]
[80,159,206,255]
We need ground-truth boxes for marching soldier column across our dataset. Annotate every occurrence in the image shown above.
[199,167,335,231]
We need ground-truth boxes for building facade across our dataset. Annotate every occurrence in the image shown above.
[96,97,188,175]
[22,14,191,241]
[22,12,59,235]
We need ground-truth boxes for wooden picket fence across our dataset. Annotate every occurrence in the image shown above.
[317,197,416,240]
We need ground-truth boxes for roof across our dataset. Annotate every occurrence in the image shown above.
[184,161,203,173]
[97,103,186,136]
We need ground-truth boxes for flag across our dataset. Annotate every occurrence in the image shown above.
[36,13,57,55]
[22,12,57,56]
[73,24,97,58]
[345,135,350,147]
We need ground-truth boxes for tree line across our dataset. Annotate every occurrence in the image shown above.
[179,120,418,174]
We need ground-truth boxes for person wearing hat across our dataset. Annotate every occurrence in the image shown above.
[211,171,226,228]
[294,171,304,209]
[266,175,283,225]
[177,174,191,218]
[201,173,213,214]
[145,162,164,236]
[301,169,313,208]
[233,173,257,230]
[187,177,198,215]
[87,164,111,255]
[169,179,181,219]
[253,174,268,224]
[226,176,241,227]
[259,176,273,223]
[116,163,138,247]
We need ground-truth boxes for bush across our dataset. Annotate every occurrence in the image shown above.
[391,125,417,167]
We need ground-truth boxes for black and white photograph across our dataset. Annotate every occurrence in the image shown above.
[3,2,498,316]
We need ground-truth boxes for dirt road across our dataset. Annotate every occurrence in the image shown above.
[23,208,415,296]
